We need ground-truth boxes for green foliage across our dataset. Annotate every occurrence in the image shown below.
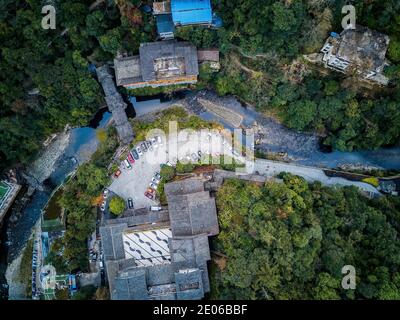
[0,0,158,172]
[160,165,176,181]
[211,175,400,300]
[175,26,219,48]
[207,0,400,152]
[52,128,118,272]
[55,289,70,300]
[109,195,126,216]
[72,285,96,300]
[99,28,122,55]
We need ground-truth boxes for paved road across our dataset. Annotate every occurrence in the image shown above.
[251,159,380,195]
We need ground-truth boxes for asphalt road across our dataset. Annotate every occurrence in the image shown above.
[252,159,380,195]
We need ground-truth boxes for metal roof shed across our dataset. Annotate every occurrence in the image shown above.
[171,0,212,26]
[156,14,175,39]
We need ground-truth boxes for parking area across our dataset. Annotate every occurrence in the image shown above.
[108,145,163,209]
[106,130,245,211]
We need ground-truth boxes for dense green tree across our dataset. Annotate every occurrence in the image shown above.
[211,175,400,300]
[109,195,126,216]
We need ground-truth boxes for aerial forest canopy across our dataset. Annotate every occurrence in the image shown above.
[211,175,400,300]
[1,0,400,172]
[0,0,154,171]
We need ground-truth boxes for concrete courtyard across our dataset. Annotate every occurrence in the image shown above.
[107,130,246,210]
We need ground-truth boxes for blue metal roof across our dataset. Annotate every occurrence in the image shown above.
[171,0,212,26]
[156,14,175,35]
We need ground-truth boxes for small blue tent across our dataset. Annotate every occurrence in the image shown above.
[171,0,212,26]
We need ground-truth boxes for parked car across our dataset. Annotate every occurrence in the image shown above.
[136,146,143,156]
[197,150,202,158]
[123,159,132,170]
[141,142,148,152]
[150,206,162,211]
[154,172,161,180]
[114,169,121,178]
[151,137,158,147]
[127,198,134,209]
[103,189,109,199]
[152,177,160,184]
[156,136,163,146]
[149,182,158,190]
[127,153,135,165]
[131,149,139,160]
[146,140,153,151]
[100,201,106,211]
[166,161,173,167]
[191,153,199,161]
[146,187,156,194]
[144,191,154,199]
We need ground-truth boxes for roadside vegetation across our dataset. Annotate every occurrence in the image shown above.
[131,106,222,145]
[45,127,118,272]
[210,173,400,300]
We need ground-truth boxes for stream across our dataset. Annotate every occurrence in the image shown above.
[1,89,400,300]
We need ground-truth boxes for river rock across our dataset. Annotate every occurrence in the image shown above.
[27,129,71,185]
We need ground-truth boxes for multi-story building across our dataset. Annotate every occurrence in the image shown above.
[319,25,390,85]
[100,178,219,300]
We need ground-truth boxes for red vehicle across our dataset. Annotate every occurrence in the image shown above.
[114,169,121,178]
[127,153,135,165]
[144,191,154,199]
[146,187,155,194]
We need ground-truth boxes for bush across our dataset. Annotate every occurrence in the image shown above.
[109,195,126,216]
[362,177,380,187]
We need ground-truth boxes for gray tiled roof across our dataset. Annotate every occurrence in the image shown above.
[100,223,126,261]
[139,41,199,81]
[114,56,142,86]
[96,65,134,145]
[101,179,218,300]
[103,209,169,227]
[114,268,148,300]
[165,180,219,236]
[175,269,205,300]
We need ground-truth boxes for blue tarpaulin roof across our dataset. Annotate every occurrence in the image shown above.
[171,0,212,25]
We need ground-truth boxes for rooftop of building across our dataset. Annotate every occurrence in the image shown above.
[164,179,219,237]
[330,25,390,71]
[139,41,199,81]
[114,40,199,87]
[171,0,212,26]
[100,179,219,300]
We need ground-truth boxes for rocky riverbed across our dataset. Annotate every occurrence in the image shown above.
[24,128,71,187]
